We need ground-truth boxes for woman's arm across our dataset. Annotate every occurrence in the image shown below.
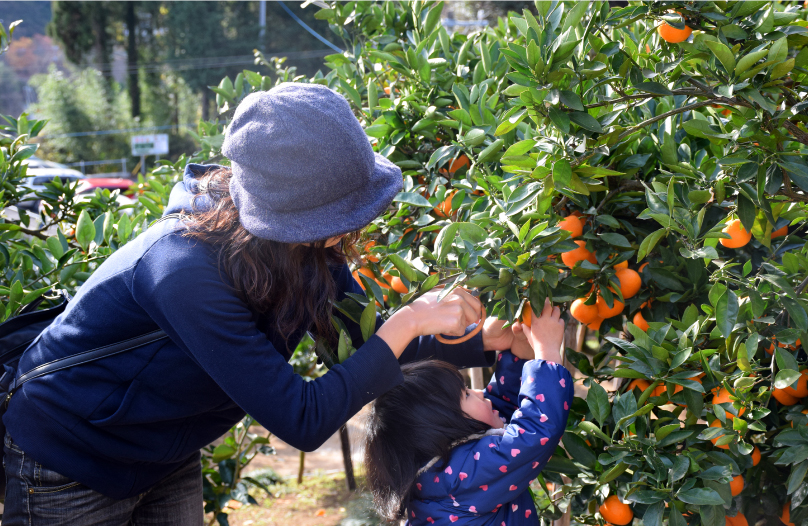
[336,265,495,368]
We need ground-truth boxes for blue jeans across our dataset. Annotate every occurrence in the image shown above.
[3,432,203,525]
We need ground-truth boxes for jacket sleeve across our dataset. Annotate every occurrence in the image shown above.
[131,237,404,453]
[335,264,495,369]
[484,351,527,422]
[438,359,573,513]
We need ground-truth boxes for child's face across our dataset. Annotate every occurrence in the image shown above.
[460,388,505,429]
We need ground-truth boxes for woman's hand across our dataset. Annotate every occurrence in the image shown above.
[375,287,483,358]
[513,299,565,363]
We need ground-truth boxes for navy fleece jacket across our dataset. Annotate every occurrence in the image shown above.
[4,164,495,499]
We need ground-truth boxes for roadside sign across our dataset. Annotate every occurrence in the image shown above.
[131,134,169,156]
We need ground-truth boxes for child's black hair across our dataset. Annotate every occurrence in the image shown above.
[363,360,492,520]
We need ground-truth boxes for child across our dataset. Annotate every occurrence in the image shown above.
[364,299,572,525]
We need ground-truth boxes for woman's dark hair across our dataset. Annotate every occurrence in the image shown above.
[183,166,361,350]
[363,360,492,520]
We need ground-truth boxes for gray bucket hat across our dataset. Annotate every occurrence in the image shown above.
[222,82,402,243]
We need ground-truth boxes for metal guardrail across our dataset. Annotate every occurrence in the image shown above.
[63,158,128,176]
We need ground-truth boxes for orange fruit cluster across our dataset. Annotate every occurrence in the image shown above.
[773,370,808,406]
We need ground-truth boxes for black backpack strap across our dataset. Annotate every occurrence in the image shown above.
[7,329,168,402]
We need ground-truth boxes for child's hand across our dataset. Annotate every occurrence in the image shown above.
[517,299,565,363]
[509,319,535,360]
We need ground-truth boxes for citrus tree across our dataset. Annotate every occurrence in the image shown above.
[5,2,808,525]
[211,1,807,525]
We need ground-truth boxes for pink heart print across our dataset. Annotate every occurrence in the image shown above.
[560,378,566,387]
[499,465,508,472]
[512,504,519,512]
[474,452,480,460]
[502,395,510,402]
[489,443,496,448]
[540,437,549,445]
[450,515,459,522]
[412,511,416,518]
[487,385,492,392]
[526,510,532,518]
[445,466,452,475]
[511,449,520,457]
[540,414,549,422]
[416,483,422,490]
[519,428,525,434]
[434,475,440,483]
[498,353,502,361]
[528,376,534,383]
[479,485,488,491]
[509,485,518,491]
[469,506,477,513]
[427,519,434,524]
[537,393,545,402]
[500,376,505,384]
[564,401,569,410]
[514,356,518,362]
[532,461,539,469]
[459,472,468,480]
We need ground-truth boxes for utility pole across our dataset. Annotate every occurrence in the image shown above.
[259,0,266,51]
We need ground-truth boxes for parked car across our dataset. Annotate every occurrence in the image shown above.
[19,157,85,210]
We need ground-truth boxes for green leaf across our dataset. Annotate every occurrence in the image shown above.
[360,301,377,343]
[638,229,666,262]
[569,111,603,133]
[559,90,584,111]
[211,444,236,463]
[586,381,611,424]
[549,107,570,133]
[775,370,802,390]
[46,236,64,260]
[704,41,736,75]
[387,253,417,282]
[578,421,612,444]
[636,82,672,96]
[600,233,631,248]
[75,210,96,252]
[394,192,432,207]
[715,289,739,338]
[782,297,808,331]
[677,488,725,505]
[735,48,769,77]
[788,460,808,495]
[553,159,572,188]
[338,330,350,363]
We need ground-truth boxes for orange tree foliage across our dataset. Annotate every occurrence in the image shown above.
[5,2,808,525]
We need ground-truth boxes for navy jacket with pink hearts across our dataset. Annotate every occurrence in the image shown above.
[406,351,573,525]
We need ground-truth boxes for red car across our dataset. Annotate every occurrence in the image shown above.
[75,178,136,197]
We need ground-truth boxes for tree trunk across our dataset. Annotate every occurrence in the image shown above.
[126,2,140,118]
[339,425,356,491]
[297,450,305,484]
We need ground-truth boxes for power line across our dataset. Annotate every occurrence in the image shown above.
[278,1,343,54]
[36,123,195,140]
[8,49,333,76]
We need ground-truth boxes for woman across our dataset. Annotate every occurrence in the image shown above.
[2,83,517,525]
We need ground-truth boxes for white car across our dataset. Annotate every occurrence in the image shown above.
[19,157,86,210]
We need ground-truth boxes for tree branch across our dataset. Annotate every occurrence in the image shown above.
[584,89,701,109]
[616,100,715,143]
